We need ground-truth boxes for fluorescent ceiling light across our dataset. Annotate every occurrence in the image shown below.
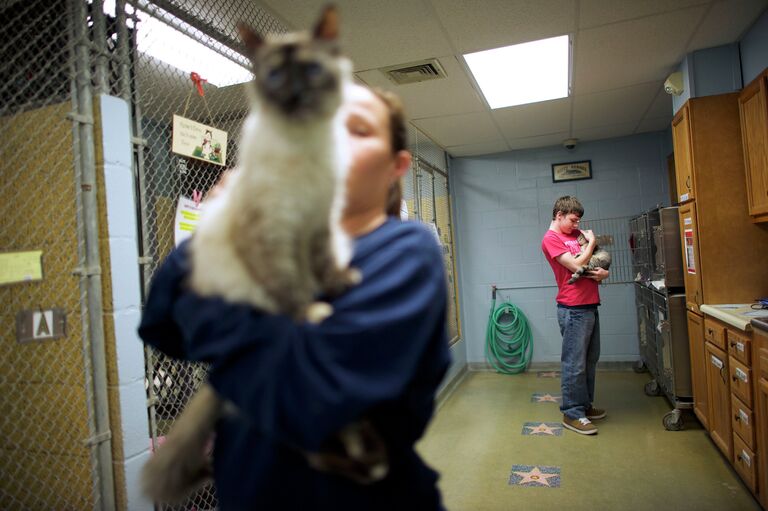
[463,35,570,109]
[100,0,252,87]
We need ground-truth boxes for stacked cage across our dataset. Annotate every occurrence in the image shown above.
[630,206,692,430]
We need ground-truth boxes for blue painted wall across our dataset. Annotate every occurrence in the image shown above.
[673,44,742,114]
[692,44,742,96]
[450,132,670,365]
[740,8,768,84]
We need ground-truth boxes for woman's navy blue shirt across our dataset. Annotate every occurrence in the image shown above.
[138,218,451,510]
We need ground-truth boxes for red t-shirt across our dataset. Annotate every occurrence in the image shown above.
[541,229,600,307]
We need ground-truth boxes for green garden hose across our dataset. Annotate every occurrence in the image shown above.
[485,287,533,374]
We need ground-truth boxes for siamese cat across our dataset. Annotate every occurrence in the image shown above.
[142,7,387,504]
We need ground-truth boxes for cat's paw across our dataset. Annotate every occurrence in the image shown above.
[306,302,334,323]
[345,267,362,286]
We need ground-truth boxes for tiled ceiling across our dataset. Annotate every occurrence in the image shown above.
[260,0,768,157]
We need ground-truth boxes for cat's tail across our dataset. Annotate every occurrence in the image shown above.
[141,383,224,504]
[567,271,582,285]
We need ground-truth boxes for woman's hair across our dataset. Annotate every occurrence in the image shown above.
[552,196,584,219]
[370,87,407,218]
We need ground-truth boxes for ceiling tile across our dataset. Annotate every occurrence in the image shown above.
[261,0,454,70]
[687,0,768,51]
[645,87,674,118]
[413,112,500,147]
[571,122,637,141]
[492,98,572,139]
[636,116,671,134]
[573,82,659,130]
[573,6,709,94]
[506,132,571,150]
[579,0,708,29]
[429,0,576,54]
[356,56,486,119]
[447,140,510,157]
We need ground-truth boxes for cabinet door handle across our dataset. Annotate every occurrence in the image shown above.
[735,414,741,422]
[686,175,691,190]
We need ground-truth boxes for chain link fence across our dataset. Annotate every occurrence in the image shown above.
[2,1,462,508]
[0,0,115,508]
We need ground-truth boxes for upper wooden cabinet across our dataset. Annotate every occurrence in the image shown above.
[672,104,695,203]
[672,93,768,308]
[739,68,768,223]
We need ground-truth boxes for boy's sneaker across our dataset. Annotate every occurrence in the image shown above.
[586,406,606,420]
[562,415,598,435]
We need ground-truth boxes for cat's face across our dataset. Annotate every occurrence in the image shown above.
[239,7,346,120]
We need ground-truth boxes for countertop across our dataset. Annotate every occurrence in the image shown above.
[700,303,768,332]
[752,317,768,334]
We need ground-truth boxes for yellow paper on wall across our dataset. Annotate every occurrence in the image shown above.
[0,250,43,285]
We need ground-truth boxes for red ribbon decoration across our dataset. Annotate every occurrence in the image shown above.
[190,72,207,97]
[192,189,202,208]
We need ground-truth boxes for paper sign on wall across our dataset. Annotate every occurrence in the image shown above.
[684,229,696,274]
[174,197,204,246]
[172,115,227,166]
[0,250,43,285]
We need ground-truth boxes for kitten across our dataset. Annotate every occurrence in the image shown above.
[567,232,612,284]
[141,7,386,505]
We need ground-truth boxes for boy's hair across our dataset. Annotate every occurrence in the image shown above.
[552,196,584,219]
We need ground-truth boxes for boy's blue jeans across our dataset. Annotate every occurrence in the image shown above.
[557,305,600,420]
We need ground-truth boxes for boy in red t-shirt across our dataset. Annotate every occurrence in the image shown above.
[541,196,609,435]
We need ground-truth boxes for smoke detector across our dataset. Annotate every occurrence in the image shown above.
[380,59,447,85]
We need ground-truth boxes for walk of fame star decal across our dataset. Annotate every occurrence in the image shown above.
[537,371,560,378]
[508,465,561,487]
[521,422,563,436]
[530,392,562,403]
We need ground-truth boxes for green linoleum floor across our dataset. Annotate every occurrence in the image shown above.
[417,370,762,511]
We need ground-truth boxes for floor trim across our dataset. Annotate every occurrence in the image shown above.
[467,361,639,372]
[436,365,469,411]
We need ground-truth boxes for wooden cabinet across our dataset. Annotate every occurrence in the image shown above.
[758,378,768,509]
[732,394,756,450]
[673,94,768,311]
[706,341,732,458]
[738,68,768,223]
[679,203,702,313]
[754,327,768,509]
[672,103,695,203]
[688,311,709,429]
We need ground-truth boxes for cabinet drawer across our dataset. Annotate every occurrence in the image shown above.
[759,346,768,381]
[733,433,757,494]
[727,330,751,366]
[730,394,755,450]
[729,356,753,407]
[704,319,726,351]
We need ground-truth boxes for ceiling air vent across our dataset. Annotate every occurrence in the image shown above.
[381,59,447,85]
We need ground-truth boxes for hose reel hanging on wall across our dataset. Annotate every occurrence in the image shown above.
[485,286,533,374]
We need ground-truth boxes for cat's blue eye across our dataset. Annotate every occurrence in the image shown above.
[266,68,284,86]
[305,62,322,78]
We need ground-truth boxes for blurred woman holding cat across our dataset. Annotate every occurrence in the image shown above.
[139,83,450,510]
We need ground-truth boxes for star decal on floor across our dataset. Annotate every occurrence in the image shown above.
[537,371,561,378]
[508,465,561,487]
[521,422,563,436]
[531,392,562,403]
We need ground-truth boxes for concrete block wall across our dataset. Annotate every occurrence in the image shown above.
[450,132,670,365]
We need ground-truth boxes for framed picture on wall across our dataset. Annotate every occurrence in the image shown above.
[551,160,592,183]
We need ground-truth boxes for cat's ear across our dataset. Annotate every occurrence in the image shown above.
[237,22,263,53]
[313,5,339,41]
